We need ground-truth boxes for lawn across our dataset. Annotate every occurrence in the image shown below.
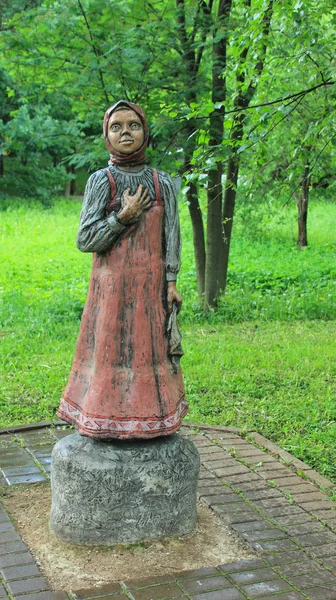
[1,194,336,480]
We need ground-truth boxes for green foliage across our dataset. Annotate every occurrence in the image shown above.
[0,158,68,200]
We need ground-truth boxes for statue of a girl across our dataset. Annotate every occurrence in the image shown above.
[57,101,188,439]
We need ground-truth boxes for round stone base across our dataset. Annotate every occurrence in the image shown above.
[50,433,200,546]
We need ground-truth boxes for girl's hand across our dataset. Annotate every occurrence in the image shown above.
[167,281,182,313]
[118,184,151,224]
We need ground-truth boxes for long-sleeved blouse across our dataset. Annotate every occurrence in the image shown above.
[76,165,181,281]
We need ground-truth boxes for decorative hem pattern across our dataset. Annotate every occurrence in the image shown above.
[57,396,189,440]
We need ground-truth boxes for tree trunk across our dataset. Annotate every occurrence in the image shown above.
[205,165,223,309]
[297,165,309,247]
[0,154,4,177]
[221,152,240,290]
[204,0,232,310]
[219,0,274,293]
[187,181,206,301]
[70,172,76,196]
[175,0,209,301]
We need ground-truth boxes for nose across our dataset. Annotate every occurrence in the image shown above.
[121,125,132,136]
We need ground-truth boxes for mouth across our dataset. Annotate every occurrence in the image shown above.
[120,139,133,144]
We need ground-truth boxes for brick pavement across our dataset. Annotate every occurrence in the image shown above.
[1,421,336,599]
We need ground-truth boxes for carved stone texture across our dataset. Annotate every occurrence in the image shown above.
[50,433,200,545]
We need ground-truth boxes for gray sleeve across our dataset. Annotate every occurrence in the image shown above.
[76,171,126,253]
[160,172,181,281]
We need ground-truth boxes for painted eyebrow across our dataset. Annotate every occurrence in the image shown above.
[109,118,142,125]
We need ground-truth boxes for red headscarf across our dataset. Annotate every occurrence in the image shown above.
[103,100,149,166]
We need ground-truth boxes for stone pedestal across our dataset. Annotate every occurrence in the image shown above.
[50,433,200,546]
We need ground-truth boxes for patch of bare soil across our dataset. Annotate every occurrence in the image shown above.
[2,485,255,591]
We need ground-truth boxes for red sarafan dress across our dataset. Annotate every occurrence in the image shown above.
[58,168,188,439]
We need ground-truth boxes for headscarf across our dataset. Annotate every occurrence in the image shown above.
[103,100,149,166]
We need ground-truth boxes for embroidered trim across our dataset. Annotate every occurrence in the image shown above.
[57,396,188,439]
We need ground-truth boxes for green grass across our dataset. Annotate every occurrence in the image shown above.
[1,195,336,480]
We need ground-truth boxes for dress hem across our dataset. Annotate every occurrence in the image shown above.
[57,396,189,440]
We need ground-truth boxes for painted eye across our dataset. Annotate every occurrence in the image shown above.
[110,124,120,132]
[131,123,141,130]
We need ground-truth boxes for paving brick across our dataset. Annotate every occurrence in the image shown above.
[0,584,7,597]
[191,589,244,600]
[88,595,125,600]
[257,469,294,480]
[213,465,250,478]
[199,470,216,481]
[232,481,269,492]
[261,506,308,518]
[265,550,309,566]
[239,454,277,464]
[0,522,15,534]
[218,559,266,573]
[237,456,277,468]
[300,501,336,512]
[322,557,336,571]
[273,513,315,526]
[252,497,291,510]
[229,449,267,458]
[202,459,237,469]
[31,449,54,458]
[274,560,324,577]
[225,442,254,450]
[0,459,36,468]
[224,473,261,484]
[73,582,123,596]
[289,570,336,588]
[251,538,299,552]
[0,532,21,544]
[174,568,220,581]
[12,592,67,600]
[267,476,305,487]
[304,470,335,489]
[291,491,329,503]
[293,531,336,547]
[304,586,336,599]
[211,503,255,516]
[0,450,29,459]
[256,462,294,473]
[0,541,27,555]
[0,552,35,568]
[201,494,242,506]
[231,520,274,533]
[227,511,264,525]
[180,575,231,595]
[35,457,52,465]
[243,489,283,501]
[198,446,225,455]
[130,582,183,599]
[229,567,278,585]
[7,576,49,595]
[5,473,46,485]
[279,483,320,494]
[2,466,42,477]
[310,543,336,558]
[1,563,41,581]
[242,529,288,543]
[241,579,293,597]
[197,486,229,496]
[192,436,210,446]
[284,523,326,536]
[254,593,304,600]
[310,509,336,521]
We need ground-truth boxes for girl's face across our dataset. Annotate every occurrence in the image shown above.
[108,109,144,155]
